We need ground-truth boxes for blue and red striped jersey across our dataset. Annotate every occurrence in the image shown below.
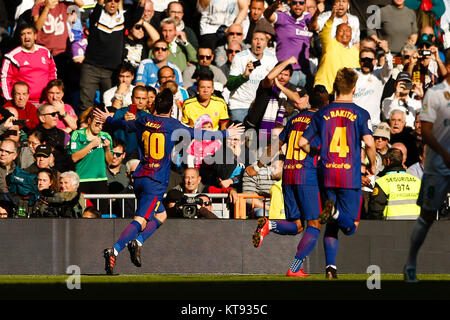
[303,101,372,189]
[107,114,227,185]
[279,110,319,186]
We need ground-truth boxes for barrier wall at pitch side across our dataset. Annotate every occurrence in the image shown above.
[0,219,448,275]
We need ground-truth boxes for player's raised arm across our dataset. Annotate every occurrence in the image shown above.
[94,106,137,131]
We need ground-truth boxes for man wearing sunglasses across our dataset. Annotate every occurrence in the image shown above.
[36,103,73,173]
[354,45,393,129]
[214,23,249,68]
[70,106,113,213]
[79,0,145,114]
[135,39,183,89]
[106,138,129,194]
[265,0,314,88]
[219,41,243,78]
[182,46,227,90]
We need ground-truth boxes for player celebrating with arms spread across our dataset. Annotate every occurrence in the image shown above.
[299,68,376,279]
[252,85,328,277]
[95,89,244,275]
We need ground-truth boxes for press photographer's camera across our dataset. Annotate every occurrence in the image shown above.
[178,195,203,219]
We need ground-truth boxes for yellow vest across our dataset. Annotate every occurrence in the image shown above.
[375,171,421,220]
[269,180,285,220]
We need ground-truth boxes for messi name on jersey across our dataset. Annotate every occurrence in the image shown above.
[145,121,162,130]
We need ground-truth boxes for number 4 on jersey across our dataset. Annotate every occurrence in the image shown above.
[330,127,350,158]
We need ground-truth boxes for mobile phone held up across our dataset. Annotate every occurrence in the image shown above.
[129,104,137,115]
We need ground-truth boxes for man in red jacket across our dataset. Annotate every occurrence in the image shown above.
[1,81,40,132]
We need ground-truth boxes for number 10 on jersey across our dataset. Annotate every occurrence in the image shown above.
[142,131,165,160]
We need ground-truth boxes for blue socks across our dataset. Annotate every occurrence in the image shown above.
[113,220,142,255]
[136,216,162,245]
[333,210,357,235]
[295,226,320,260]
[289,226,320,272]
[113,216,163,255]
[271,220,299,235]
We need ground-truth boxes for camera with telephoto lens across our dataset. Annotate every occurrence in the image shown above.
[177,195,203,218]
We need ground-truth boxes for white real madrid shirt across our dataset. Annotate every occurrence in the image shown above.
[421,79,450,176]
[227,48,278,111]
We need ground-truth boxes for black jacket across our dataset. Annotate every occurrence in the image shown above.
[84,2,144,70]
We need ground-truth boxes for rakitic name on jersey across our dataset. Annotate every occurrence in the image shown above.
[323,110,357,122]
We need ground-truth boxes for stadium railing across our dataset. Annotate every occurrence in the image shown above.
[84,193,232,218]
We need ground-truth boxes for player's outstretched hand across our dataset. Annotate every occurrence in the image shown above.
[226,122,245,139]
[93,107,111,124]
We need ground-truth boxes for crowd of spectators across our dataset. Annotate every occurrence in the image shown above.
[0,0,449,219]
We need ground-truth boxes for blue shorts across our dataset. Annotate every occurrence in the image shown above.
[133,177,166,220]
[325,188,363,222]
[282,184,322,222]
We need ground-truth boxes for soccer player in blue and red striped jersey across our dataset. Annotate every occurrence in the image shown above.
[252,85,329,277]
[95,89,244,274]
[300,68,376,279]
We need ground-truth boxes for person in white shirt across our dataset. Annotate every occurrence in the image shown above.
[225,30,278,122]
[381,71,422,128]
[353,45,392,128]
[103,62,136,109]
[197,0,249,49]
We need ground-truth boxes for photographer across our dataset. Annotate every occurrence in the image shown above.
[32,170,85,218]
[165,189,218,219]
[405,29,447,90]
[171,168,210,195]
[381,71,422,129]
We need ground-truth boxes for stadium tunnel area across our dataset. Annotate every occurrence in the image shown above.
[0,219,449,275]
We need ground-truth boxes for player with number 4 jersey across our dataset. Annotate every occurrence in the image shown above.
[95,89,244,274]
[300,68,376,279]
